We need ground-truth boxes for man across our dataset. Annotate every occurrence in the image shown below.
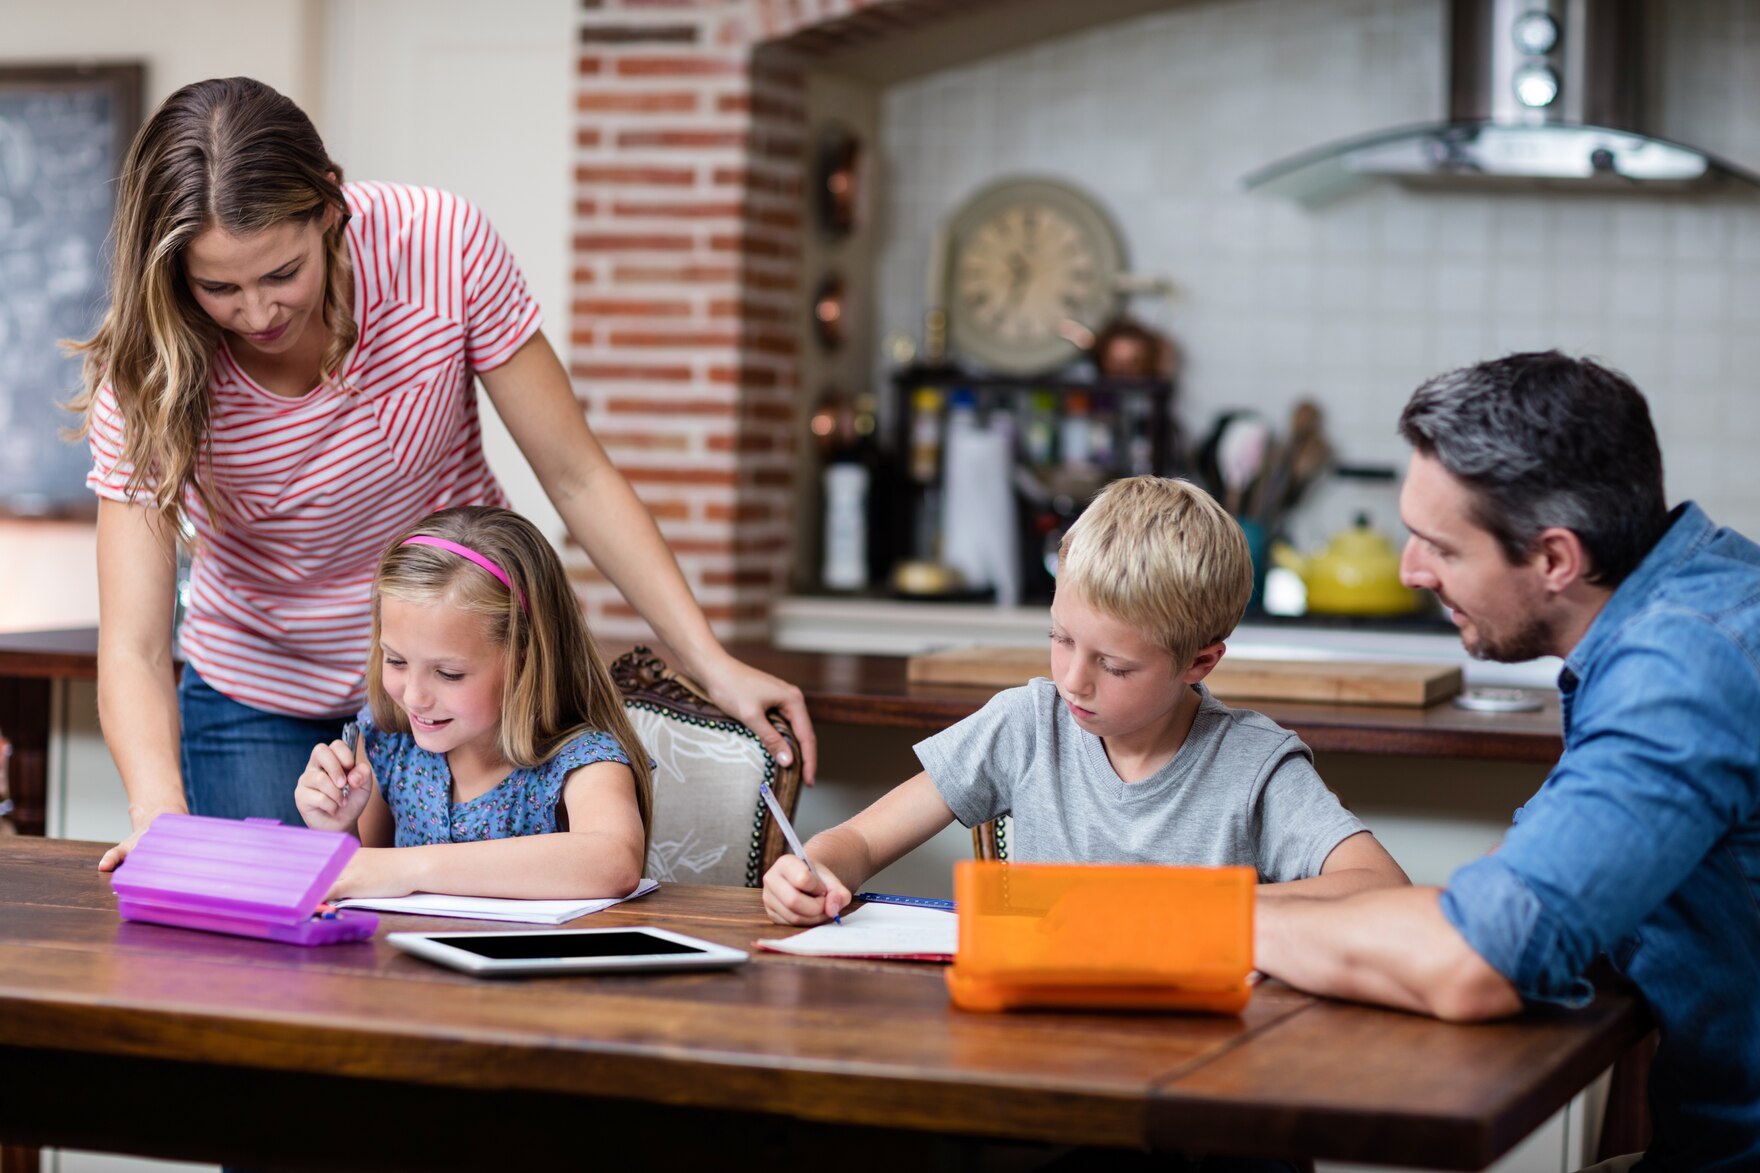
[1255,351,1760,1173]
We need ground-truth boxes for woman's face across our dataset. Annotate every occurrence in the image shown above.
[183,212,332,363]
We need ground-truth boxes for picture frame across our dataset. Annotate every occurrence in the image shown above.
[0,62,143,519]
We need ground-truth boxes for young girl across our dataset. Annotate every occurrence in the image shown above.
[295,506,653,900]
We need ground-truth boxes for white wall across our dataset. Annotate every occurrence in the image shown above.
[874,0,1760,539]
[319,0,576,541]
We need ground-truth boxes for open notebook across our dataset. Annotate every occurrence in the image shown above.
[757,901,957,962]
[337,879,658,925]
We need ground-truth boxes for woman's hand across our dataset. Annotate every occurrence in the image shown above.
[98,801,188,872]
[295,735,376,833]
[693,653,817,785]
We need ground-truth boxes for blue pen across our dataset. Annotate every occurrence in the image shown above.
[758,782,840,924]
[856,891,956,911]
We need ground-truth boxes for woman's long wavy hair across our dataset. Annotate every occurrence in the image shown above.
[367,507,655,864]
[67,76,356,536]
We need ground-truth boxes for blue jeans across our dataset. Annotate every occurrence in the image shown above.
[178,666,348,827]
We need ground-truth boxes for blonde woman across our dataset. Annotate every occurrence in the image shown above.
[296,507,652,899]
[74,77,812,870]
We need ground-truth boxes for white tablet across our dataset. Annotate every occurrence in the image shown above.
[389,926,749,976]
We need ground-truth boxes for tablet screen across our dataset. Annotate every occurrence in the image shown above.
[424,930,709,961]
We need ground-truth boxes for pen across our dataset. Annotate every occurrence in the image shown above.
[758,781,840,925]
[338,721,360,803]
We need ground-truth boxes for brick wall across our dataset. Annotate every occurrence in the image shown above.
[570,0,958,642]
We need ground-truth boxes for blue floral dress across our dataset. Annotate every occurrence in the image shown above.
[355,708,630,847]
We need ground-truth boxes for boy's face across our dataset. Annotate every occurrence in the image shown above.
[1049,589,1193,744]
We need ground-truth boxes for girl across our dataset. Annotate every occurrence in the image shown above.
[77,77,811,872]
[294,507,652,899]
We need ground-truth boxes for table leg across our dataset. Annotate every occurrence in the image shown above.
[1595,1030,1656,1161]
[0,677,49,839]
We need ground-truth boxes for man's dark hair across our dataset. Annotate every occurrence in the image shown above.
[1399,351,1668,586]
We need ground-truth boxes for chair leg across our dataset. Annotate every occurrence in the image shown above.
[1,1145,42,1173]
[1596,1030,1657,1162]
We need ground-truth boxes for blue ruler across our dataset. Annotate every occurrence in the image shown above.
[856,891,955,911]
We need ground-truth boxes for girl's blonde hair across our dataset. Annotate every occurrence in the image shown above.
[67,76,356,537]
[367,507,654,862]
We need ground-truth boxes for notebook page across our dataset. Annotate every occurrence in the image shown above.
[337,879,658,924]
[759,901,957,959]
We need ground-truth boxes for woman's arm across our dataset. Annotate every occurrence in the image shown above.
[478,330,817,783]
[333,760,645,900]
[94,499,187,871]
[1262,830,1411,898]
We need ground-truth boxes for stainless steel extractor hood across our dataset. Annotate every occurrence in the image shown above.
[1244,0,1760,202]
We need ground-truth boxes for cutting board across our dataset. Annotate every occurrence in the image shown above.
[906,645,1463,708]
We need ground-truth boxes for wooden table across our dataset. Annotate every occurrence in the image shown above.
[0,837,1645,1171]
[0,628,1564,838]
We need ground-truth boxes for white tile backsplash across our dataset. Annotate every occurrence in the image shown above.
[874,0,1760,535]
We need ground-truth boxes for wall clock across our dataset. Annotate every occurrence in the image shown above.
[938,176,1126,375]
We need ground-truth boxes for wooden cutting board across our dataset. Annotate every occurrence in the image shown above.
[906,645,1463,708]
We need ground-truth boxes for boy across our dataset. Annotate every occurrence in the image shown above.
[764,476,1407,926]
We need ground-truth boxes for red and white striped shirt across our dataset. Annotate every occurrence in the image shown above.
[87,181,542,717]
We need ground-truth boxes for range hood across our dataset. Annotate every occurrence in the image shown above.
[1244,0,1760,202]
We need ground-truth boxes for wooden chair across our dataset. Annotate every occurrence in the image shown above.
[610,646,804,889]
[972,816,1010,861]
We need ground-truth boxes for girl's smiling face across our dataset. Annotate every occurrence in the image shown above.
[378,596,508,767]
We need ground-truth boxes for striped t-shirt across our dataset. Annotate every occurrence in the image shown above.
[87,181,542,718]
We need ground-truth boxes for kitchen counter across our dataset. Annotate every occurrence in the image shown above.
[0,627,1563,839]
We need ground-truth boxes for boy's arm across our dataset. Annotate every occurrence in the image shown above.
[764,771,957,925]
[1262,830,1410,898]
[331,761,646,900]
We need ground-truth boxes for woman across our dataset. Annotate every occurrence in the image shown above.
[72,77,814,869]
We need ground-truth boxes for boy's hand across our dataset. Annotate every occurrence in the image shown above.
[294,735,375,834]
[762,853,850,926]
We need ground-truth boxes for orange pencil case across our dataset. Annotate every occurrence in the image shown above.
[945,861,1255,1014]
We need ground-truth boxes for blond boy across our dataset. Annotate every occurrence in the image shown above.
[764,476,1407,925]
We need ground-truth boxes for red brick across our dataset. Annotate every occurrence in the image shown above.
[578,56,603,75]
[707,365,777,387]
[569,327,596,347]
[705,502,775,522]
[748,402,794,422]
[574,298,692,317]
[570,362,693,382]
[708,233,797,258]
[574,198,600,217]
[610,329,740,348]
[707,433,776,453]
[577,90,699,113]
[711,167,799,195]
[605,397,736,416]
[743,270,798,292]
[617,129,749,150]
[575,232,694,252]
[570,266,597,284]
[595,430,693,451]
[752,468,793,488]
[702,568,781,587]
[750,207,802,230]
[643,498,694,521]
[750,332,798,356]
[577,23,699,44]
[612,200,744,219]
[709,298,789,322]
[575,128,603,148]
[614,264,739,283]
[574,165,695,187]
[615,56,743,77]
[622,467,740,486]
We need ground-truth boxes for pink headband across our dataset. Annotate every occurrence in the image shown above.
[400,535,528,612]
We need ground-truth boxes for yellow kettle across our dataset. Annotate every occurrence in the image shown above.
[1271,515,1423,617]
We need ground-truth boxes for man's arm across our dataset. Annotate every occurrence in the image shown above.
[1255,884,1522,1022]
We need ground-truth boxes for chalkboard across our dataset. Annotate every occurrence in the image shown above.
[0,64,142,518]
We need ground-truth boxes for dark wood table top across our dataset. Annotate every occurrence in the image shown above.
[0,627,1562,761]
[0,837,1644,1170]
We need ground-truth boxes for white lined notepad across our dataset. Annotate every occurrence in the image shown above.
[338,879,658,925]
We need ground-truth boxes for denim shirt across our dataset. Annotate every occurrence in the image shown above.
[1440,503,1760,1172]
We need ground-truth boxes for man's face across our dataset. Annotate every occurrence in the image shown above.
[1398,451,1559,663]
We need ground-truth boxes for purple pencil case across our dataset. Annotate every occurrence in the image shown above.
[112,814,378,946]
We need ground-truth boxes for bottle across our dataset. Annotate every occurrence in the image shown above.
[909,386,945,484]
[819,389,869,591]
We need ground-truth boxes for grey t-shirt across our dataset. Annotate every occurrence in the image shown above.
[915,677,1366,882]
